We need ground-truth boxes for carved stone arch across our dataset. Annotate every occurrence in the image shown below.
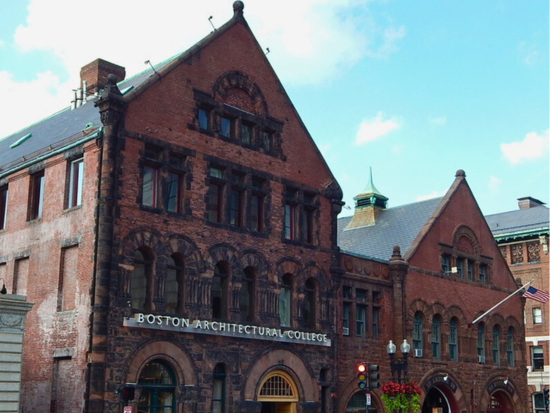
[205,243,239,272]
[161,233,204,274]
[276,257,302,280]
[504,315,522,333]
[408,298,431,320]
[119,227,164,263]
[443,304,468,330]
[452,225,481,256]
[239,249,269,280]
[418,368,470,412]
[302,262,327,283]
[242,346,316,402]
[488,313,506,331]
[124,339,198,388]
[212,70,268,115]
[478,373,527,413]
[431,301,446,319]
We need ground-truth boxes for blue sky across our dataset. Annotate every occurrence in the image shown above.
[0,0,548,216]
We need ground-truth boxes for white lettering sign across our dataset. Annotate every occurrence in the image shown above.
[124,313,331,347]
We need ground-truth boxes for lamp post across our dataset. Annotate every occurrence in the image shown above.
[387,339,410,383]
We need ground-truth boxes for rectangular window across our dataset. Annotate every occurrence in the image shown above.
[250,193,263,232]
[479,264,487,283]
[441,255,450,273]
[0,185,7,230]
[531,346,544,370]
[261,130,272,151]
[58,246,78,311]
[343,302,350,331]
[167,172,184,213]
[449,324,458,362]
[356,289,367,303]
[467,260,473,281]
[67,158,83,208]
[533,308,542,324]
[241,122,253,144]
[29,171,44,220]
[284,204,298,240]
[198,108,210,130]
[208,183,223,223]
[220,116,232,138]
[142,166,160,208]
[229,188,244,227]
[456,258,463,278]
[356,305,366,337]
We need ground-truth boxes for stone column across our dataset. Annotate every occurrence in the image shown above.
[0,294,33,413]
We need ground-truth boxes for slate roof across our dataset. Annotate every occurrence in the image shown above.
[337,197,443,262]
[485,205,549,241]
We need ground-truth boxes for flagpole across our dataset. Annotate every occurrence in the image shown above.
[471,280,532,325]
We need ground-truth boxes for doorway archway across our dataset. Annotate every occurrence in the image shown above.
[257,370,299,413]
[422,386,450,413]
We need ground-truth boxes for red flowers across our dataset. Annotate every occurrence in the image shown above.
[381,381,422,397]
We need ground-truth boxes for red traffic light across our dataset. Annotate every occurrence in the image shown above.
[357,363,367,373]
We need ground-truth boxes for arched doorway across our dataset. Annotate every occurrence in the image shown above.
[137,360,177,413]
[422,387,450,413]
[257,370,299,413]
[345,392,379,412]
[486,391,513,413]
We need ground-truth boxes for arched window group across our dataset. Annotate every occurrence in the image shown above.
[412,309,516,366]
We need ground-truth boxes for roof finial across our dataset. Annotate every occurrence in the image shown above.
[233,1,244,16]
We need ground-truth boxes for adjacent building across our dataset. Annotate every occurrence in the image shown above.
[486,197,549,413]
[0,2,531,413]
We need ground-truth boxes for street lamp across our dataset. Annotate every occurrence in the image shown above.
[387,339,410,383]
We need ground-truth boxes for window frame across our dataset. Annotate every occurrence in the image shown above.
[531,345,544,371]
[506,327,514,367]
[449,318,458,362]
[492,325,500,365]
[477,323,485,359]
[28,170,45,221]
[431,316,441,360]
[66,158,83,209]
[413,312,423,353]
[533,307,543,324]
[0,185,7,230]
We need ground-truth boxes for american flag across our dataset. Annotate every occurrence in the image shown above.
[522,286,550,304]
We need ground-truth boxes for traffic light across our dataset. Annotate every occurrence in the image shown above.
[368,364,380,389]
[543,388,549,412]
[120,385,135,402]
[357,363,368,390]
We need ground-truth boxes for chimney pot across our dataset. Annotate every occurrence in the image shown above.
[80,58,126,96]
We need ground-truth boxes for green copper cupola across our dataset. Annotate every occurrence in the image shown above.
[345,168,388,229]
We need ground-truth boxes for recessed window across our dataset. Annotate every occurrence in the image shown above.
[492,325,500,365]
[212,364,226,413]
[239,267,256,322]
[166,254,185,314]
[441,254,451,273]
[220,116,233,138]
[456,258,463,278]
[0,185,7,230]
[506,327,514,366]
[198,108,210,130]
[479,264,487,283]
[261,130,272,151]
[303,278,316,329]
[29,171,45,220]
[356,304,366,337]
[531,346,544,370]
[533,307,542,324]
[477,323,485,359]
[372,307,379,338]
[449,318,458,361]
[413,312,423,354]
[142,165,160,208]
[279,274,293,327]
[67,158,83,208]
[130,249,154,310]
[167,172,184,213]
[467,260,473,281]
[212,262,229,320]
[241,122,253,145]
[431,316,441,360]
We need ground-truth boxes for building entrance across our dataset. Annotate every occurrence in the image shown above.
[422,387,450,413]
[257,371,299,413]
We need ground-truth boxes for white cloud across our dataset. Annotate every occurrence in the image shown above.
[501,130,549,164]
[488,175,502,192]
[0,0,406,138]
[518,40,540,66]
[416,191,443,202]
[429,115,447,126]
[355,112,401,145]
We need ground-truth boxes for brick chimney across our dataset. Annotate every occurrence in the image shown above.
[517,196,545,210]
[80,59,126,96]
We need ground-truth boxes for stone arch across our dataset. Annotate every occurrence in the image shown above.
[162,233,203,273]
[204,243,239,272]
[276,257,302,280]
[119,227,164,263]
[242,347,315,402]
[418,369,469,413]
[125,340,197,387]
[443,304,468,329]
[452,225,481,256]
[212,70,268,115]
[408,298,431,319]
[478,374,526,413]
[239,249,269,280]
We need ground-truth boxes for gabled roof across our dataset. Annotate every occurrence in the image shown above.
[337,197,443,262]
[0,2,246,178]
[485,205,549,241]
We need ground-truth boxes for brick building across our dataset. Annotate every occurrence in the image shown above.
[486,198,549,413]
[337,171,529,413]
[0,2,530,413]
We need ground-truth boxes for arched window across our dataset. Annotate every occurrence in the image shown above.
[239,267,256,322]
[413,312,423,356]
[506,327,514,366]
[213,364,226,413]
[137,360,176,413]
[431,316,441,360]
[130,249,154,310]
[212,262,229,319]
[492,325,501,365]
[477,323,485,362]
[279,274,293,327]
[449,318,458,362]
[166,253,184,314]
[303,278,316,329]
